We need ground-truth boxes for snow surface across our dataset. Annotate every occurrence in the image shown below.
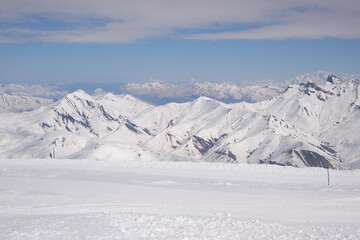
[1,158,359,239]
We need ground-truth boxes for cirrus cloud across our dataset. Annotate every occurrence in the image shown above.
[0,0,359,43]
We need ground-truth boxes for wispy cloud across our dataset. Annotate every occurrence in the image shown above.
[1,0,359,43]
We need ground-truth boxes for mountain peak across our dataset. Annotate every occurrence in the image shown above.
[290,71,331,85]
[194,96,216,102]
[68,89,91,99]
[121,94,139,101]
[326,74,342,85]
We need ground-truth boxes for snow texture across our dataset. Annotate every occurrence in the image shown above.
[0,159,359,239]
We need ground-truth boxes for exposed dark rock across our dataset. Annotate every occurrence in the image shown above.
[167,119,175,128]
[193,136,214,155]
[215,149,237,163]
[192,134,228,155]
[165,132,181,149]
[327,74,335,84]
[268,160,286,166]
[304,82,334,96]
[289,149,337,169]
[125,120,141,134]
[327,74,341,84]
[143,128,152,135]
[320,144,336,154]
[99,105,117,121]
[317,94,326,101]
[40,122,52,130]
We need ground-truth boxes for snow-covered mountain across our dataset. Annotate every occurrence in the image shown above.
[0,74,359,169]
[0,93,54,112]
[266,74,360,168]
[0,83,67,112]
[0,83,67,98]
[192,81,283,102]
[0,91,153,159]
[287,71,332,85]
[124,71,355,104]
[123,80,284,104]
[36,90,152,137]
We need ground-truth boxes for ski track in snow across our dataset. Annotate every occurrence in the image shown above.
[0,159,360,239]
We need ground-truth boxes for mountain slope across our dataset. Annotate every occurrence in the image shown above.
[0,91,153,159]
[0,75,359,169]
[0,93,54,112]
[262,75,360,166]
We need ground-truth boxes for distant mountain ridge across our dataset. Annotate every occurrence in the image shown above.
[0,93,54,112]
[123,71,357,104]
[1,74,359,169]
[0,83,66,112]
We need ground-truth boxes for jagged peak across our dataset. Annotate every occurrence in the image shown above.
[326,74,342,84]
[290,70,331,85]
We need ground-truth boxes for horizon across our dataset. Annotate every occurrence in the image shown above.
[1,70,358,105]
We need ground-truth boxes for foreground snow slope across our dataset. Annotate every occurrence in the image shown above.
[0,158,359,239]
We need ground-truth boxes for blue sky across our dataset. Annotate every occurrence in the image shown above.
[0,0,359,85]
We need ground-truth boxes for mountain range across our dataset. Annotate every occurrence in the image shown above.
[0,94,54,113]
[0,74,359,169]
[123,71,358,104]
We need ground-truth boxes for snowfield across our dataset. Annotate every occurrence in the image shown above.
[1,158,359,239]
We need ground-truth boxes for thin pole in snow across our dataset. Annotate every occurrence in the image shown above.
[327,167,330,186]
[53,147,55,159]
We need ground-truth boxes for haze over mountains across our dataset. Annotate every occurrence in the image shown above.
[0,83,66,112]
[1,71,357,110]
[0,72,359,169]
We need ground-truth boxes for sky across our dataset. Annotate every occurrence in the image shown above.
[0,0,360,86]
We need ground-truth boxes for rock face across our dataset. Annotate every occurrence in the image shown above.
[1,75,360,169]
[326,74,342,84]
